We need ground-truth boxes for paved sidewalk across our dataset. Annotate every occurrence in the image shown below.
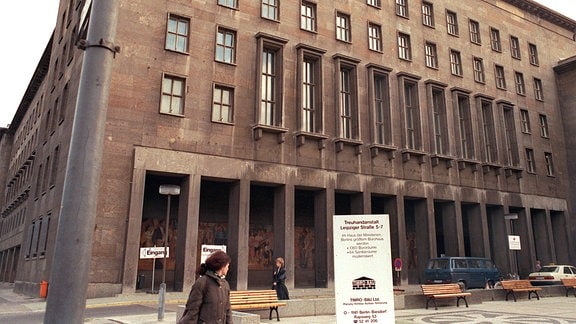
[2,282,576,323]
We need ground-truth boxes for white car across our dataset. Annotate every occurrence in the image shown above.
[528,265,576,286]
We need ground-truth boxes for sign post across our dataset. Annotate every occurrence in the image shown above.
[333,215,395,324]
[140,246,170,293]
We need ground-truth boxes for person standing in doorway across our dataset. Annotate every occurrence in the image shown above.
[178,250,232,324]
[272,257,290,300]
[535,260,542,272]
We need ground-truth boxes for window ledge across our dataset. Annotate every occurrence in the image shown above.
[400,149,426,164]
[456,159,481,172]
[430,154,456,169]
[334,138,363,155]
[253,124,289,143]
[295,131,329,149]
[369,144,397,160]
[504,166,523,179]
[481,162,502,175]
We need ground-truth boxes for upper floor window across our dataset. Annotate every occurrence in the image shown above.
[525,148,536,173]
[161,74,185,115]
[216,27,236,64]
[429,85,448,155]
[335,57,359,139]
[301,1,316,32]
[469,20,480,44]
[473,57,485,83]
[544,152,554,176]
[490,27,501,52]
[480,99,497,163]
[297,45,325,133]
[456,93,474,159]
[533,78,544,101]
[396,0,409,18]
[529,43,539,66]
[539,114,549,138]
[212,84,234,123]
[336,12,351,42]
[450,49,462,76]
[166,15,189,53]
[257,35,287,127]
[446,10,458,36]
[367,0,381,8]
[502,105,519,166]
[510,36,521,59]
[514,72,525,95]
[218,0,237,9]
[425,42,438,69]
[422,1,434,27]
[262,0,279,21]
[520,109,531,133]
[369,67,391,145]
[398,32,411,61]
[368,23,382,52]
[495,65,506,89]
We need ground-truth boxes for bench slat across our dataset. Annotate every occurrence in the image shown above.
[500,280,541,302]
[420,284,470,310]
[229,290,286,321]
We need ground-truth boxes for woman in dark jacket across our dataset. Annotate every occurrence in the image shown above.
[178,250,232,324]
[272,257,289,300]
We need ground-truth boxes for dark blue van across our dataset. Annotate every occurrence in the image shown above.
[424,257,501,289]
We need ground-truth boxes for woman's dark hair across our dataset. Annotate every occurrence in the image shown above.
[196,250,231,276]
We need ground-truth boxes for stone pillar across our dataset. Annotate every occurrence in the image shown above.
[274,183,295,290]
[229,179,250,290]
[176,174,201,293]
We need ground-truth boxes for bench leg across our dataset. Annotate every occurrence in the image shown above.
[505,290,517,302]
[269,306,280,321]
[456,296,468,308]
[566,287,576,297]
[528,291,540,300]
[425,297,438,310]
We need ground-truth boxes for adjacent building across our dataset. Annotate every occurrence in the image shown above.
[1,0,575,297]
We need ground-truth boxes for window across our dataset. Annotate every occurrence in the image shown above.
[533,78,544,101]
[446,11,458,36]
[520,109,531,133]
[50,146,60,187]
[335,57,359,139]
[473,57,485,83]
[396,0,408,18]
[425,42,438,68]
[216,27,236,64]
[514,72,525,95]
[480,99,497,163]
[166,15,189,53]
[450,50,462,76]
[456,93,474,159]
[258,35,287,126]
[400,76,421,150]
[38,214,50,257]
[469,20,481,44]
[490,27,501,52]
[298,45,324,133]
[218,0,237,9]
[495,65,506,89]
[300,1,316,32]
[368,23,382,52]
[544,152,554,176]
[160,74,185,115]
[510,36,521,59]
[502,105,519,166]
[525,148,535,173]
[262,0,279,20]
[212,84,234,123]
[370,68,391,145]
[367,0,381,8]
[398,33,411,60]
[529,43,539,66]
[430,85,448,155]
[539,114,549,138]
[422,2,434,27]
[336,12,351,42]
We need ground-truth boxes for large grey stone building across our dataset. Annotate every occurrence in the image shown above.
[1,0,575,298]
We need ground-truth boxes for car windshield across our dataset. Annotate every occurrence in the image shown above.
[539,266,558,273]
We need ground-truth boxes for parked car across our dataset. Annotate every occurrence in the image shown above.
[528,264,576,286]
[424,257,501,289]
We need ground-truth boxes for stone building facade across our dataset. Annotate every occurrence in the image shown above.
[1,0,576,297]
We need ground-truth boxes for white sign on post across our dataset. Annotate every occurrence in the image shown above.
[508,235,521,250]
[200,245,227,263]
[140,246,169,259]
[333,215,395,324]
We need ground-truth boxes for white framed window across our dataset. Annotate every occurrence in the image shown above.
[495,65,506,89]
[473,57,485,83]
[534,78,544,101]
[166,14,189,53]
[425,42,438,68]
[212,84,234,123]
[367,0,381,8]
[450,50,462,76]
[529,43,539,66]
[544,152,554,176]
[539,114,549,138]
[300,1,316,32]
[525,148,535,173]
[368,23,382,52]
[218,0,237,9]
[446,11,458,36]
[469,20,480,44]
[396,0,408,18]
[514,72,525,95]
[398,33,411,60]
[422,2,434,27]
[262,0,279,20]
[336,12,351,42]
[216,27,236,64]
[510,36,521,59]
[520,109,531,133]
[490,27,501,52]
[160,74,185,115]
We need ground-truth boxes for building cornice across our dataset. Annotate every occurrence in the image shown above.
[502,0,576,31]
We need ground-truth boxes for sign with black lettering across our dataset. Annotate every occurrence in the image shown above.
[140,247,169,259]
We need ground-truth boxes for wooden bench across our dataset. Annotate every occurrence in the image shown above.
[500,280,541,302]
[229,290,287,321]
[420,284,471,310]
[561,278,576,297]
